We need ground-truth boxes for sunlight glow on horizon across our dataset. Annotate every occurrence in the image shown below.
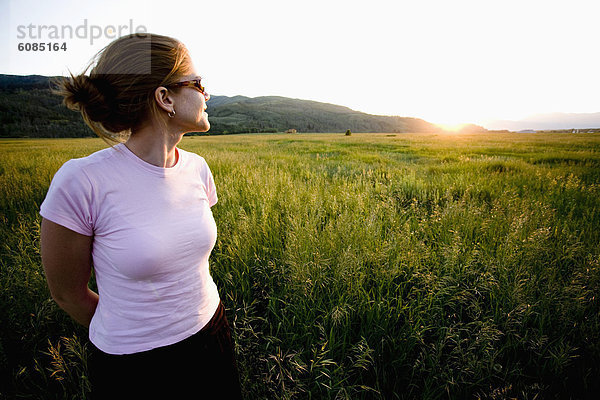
[433,122,471,132]
[1,0,599,129]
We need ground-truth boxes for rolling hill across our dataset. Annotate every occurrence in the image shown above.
[205,95,440,134]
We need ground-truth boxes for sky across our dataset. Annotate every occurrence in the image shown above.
[1,0,598,129]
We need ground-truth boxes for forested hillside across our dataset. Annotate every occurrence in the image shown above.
[0,74,467,137]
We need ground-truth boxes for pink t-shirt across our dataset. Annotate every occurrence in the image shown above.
[40,143,221,355]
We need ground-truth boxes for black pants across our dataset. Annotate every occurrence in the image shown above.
[88,301,242,399]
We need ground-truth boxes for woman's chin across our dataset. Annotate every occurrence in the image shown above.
[197,116,210,132]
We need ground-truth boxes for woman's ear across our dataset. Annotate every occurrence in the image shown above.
[154,86,174,113]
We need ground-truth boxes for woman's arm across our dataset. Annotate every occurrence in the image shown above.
[40,218,98,328]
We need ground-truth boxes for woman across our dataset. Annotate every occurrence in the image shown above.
[40,33,242,399]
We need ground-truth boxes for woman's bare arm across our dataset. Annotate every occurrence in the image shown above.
[40,218,98,328]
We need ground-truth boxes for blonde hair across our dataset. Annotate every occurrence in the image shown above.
[52,33,192,144]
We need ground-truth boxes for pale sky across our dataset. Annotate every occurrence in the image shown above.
[1,0,598,128]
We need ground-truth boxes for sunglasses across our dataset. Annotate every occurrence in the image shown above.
[167,78,210,101]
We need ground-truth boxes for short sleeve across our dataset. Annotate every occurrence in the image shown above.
[199,158,218,207]
[40,159,95,236]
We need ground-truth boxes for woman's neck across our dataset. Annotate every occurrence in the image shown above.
[125,126,183,168]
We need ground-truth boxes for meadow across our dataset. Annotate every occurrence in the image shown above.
[1,132,599,399]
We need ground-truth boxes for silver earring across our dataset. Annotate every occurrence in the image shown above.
[168,109,176,118]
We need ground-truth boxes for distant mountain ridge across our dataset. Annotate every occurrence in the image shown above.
[486,112,600,131]
[2,74,597,135]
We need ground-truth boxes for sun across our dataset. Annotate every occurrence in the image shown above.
[434,123,469,133]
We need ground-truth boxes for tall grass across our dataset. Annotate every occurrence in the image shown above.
[1,132,599,399]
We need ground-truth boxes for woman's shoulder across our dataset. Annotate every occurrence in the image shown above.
[178,147,210,168]
[55,144,122,179]
[79,144,122,165]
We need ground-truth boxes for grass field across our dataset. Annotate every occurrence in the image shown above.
[1,132,600,399]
